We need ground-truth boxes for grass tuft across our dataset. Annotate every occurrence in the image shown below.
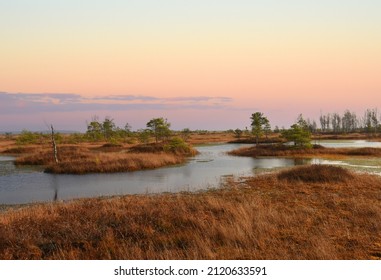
[277,165,354,183]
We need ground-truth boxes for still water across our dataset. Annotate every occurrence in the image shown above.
[313,139,381,148]
[0,141,380,205]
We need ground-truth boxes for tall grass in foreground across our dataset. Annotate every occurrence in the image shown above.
[1,165,380,260]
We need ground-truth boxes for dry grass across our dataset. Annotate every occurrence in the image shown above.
[1,165,380,260]
[45,153,186,174]
[313,133,381,141]
[129,143,173,153]
[184,131,283,145]
[1,146,41,154]
[345,147,381,156]
[14,144,196,174]
[277,164,354,183]
[0,139,17,153]
[186,132,236,144]
[229,145,381,158]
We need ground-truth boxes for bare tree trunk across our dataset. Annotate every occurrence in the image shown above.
[51,125,59,164]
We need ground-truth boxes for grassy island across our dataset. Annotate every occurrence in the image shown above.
[228,144,381,159]
[9,141,198,175]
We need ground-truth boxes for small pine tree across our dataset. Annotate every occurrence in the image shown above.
[282,115,312,148]
[146,117,171,143]
[250,112,270,145]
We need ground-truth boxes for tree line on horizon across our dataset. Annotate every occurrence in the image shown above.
[4,108,380,147]
[9,116,185,146]
[232,108,381,136]
[318,108,379,134]
[234,108,381,148]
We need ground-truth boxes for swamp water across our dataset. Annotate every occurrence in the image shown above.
[0,141,380,204]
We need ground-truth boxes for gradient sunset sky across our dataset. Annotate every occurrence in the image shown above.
[1,0,380,131]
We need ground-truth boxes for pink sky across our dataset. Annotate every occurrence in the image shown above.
[1,1,380,131]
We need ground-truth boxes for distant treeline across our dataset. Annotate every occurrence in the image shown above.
[316,108,379,134]
[3,108,381,145]
[4,116,193,145]
[268,108,380,135]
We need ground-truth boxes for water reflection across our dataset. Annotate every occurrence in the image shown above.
[251,158,306,169]
[0,159,16,176]
[1,140,381,205]
[49,174,59,202]
[317,140,381,148]
[0,156,15,162]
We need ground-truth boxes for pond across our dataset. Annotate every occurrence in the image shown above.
[311,140,381,175]
[0,140,380,205]
[313,139,381,148]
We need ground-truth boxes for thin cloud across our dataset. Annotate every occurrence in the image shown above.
[0,92,233,115]
[164,96,233,103]
[90,95,159,101]
[89,95,233,104]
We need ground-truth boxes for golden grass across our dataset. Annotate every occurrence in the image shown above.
[184,132,283,145]
[277,164,354,183]
[45,153,186,174]
[229,145,381,159]
[186,132,236,144]
[14,144,195,174]
[313,133,381,141]
[0,139,17,153]
[1,165,380,260]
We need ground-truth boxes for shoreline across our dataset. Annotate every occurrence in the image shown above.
[1,165,380,260]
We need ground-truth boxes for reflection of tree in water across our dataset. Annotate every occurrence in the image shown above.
[50,175,59,201]
[53,188,58,201]
[294,158,311,166]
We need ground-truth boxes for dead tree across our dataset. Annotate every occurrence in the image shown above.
[51,125,59,164]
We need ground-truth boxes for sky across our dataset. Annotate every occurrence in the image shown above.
[1,0,380,132]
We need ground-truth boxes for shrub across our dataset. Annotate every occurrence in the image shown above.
[137,130,151,144]
[66,133,86,144]
[16,130,45,145]
[281,124,312,148]
[164,137,193,155]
